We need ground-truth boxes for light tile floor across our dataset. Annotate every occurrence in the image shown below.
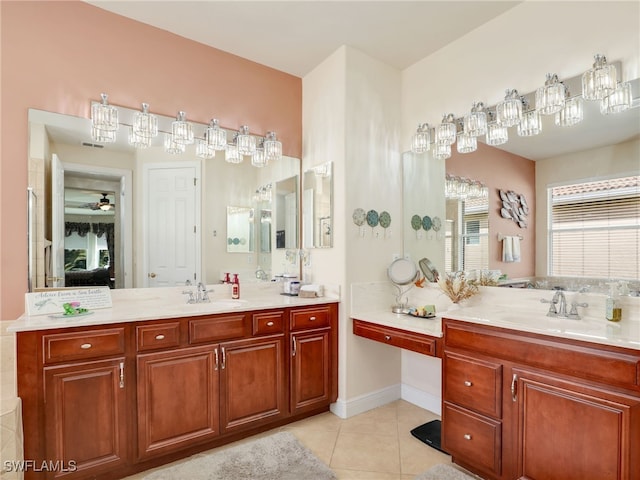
[123,400,458,480]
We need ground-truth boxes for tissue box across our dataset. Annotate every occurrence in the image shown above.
[298,290,317,298]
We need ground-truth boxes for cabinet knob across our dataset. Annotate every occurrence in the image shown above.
[155,334,165,340]
[384,335,391,341]
[266,321,274,327]
[309,316,316,321]
[80,343,92,349]
[148,272,157,278]
[464,434,472,440]
[464,380,473,387]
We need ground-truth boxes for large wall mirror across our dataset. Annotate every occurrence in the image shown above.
[28,108,301,290]
[302,162,333,249]
[403,76,640,289]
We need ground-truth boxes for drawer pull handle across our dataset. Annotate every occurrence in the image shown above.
[464,380,473,387]
[309,316,317,321]
[266,321,274,327]
[221,347,226,370]
[214,348,219,371]
[119,362,125,388]
[80,343,92,349]
[155,334,165,340]
[384,335,391,341]
[463,434,472,440]
[511,373,518,402]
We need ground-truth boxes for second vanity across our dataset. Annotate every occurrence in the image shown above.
[10,284,339,480]
[352,286,640,480]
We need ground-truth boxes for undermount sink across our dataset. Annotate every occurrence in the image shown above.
[184,299,249,309]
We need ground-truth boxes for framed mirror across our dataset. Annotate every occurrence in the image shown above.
[302,162,333,248]
[27,108,301,290]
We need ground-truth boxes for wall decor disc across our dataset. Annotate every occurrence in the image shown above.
[352,208,366,226]
[366,209,379,227]
[431,216,442,231]
[422,215,432,231]
[379,211,391,228]
[411,214,422,230]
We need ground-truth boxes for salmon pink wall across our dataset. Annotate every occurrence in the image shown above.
[446,143,535,279]
[0,1,302,320]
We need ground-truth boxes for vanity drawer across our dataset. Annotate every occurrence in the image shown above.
[442,402,502,478]
[353,320,438,357]
[444,351,502,418]
[136,322,181,351]
[290,306,330,331]
[252,311,285,336]
[43,328,126,364]
[189,314,249,344]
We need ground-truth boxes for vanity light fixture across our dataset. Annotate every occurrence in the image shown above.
[536,74,566,115]
[91,93,118,133]
[251,146,267,167]
[204,119,227,151]
[496,89,523,127]
[236,125,257,156]
[225,142,242,164]
[433,140,452,160]
[486,122,508,146]
[464,102,487,137]
[555,94,584,127]
[517,109,542,137]
[436,114,457,146]
[164,133,186,154]
[263,131,282,163]
[457,132,477,154]
[91,125,117,144]
[411,123,431,154]
[600,81,632,115]
[171,111,194,145]
[132,103,158,140]
[582,54,617,101]
[195,138,215,159]
[128,126,152,149]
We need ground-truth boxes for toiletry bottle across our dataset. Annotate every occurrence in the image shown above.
[605,282,619,322]
[223,272,230,284]
[231,274,240,299]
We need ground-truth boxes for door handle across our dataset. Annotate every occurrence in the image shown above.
[148,272,157,278]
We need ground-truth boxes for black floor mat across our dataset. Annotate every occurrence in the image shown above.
[410,419,447,454]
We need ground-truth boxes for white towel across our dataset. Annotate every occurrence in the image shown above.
[512,236,521,262]
[502,236,513,262]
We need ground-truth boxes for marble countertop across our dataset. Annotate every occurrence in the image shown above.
[350,283,640,351]
[9,284,339,332]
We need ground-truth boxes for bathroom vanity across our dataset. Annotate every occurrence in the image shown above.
[11,287,338,480]
[352,286,640,480]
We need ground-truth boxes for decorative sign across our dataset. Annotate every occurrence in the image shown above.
[25,287,112,316]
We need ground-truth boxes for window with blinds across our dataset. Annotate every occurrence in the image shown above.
[549,175,640,279]
[445,197,489,272]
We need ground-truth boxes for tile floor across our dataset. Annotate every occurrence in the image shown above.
[124,400,458,480]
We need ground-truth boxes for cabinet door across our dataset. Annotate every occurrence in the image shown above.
[137,345,219,460]
[513,367,640,480]
[220,336,286,433]
[291,329,331,414]
[44,358,127,479]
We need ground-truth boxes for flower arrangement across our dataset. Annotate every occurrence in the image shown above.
[438,272,479,303]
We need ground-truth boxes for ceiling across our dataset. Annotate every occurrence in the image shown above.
[85,1,521,78]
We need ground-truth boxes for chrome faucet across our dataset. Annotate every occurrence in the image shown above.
[182,282,213,304]
[541,287,588,319]
[255,267,268,281]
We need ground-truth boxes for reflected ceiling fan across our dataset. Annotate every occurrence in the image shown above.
[74,192,115,211]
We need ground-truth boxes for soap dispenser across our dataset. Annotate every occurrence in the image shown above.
[605,282,620,322]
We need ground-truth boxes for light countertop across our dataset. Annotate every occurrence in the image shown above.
[9,283,339,333]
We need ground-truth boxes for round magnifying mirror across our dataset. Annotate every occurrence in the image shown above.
[418,257,439,283]
[387,258,418,285]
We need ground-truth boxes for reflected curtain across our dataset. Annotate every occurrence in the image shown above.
[65,222,115,278]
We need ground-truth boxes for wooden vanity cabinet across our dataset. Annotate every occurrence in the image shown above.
[17,302,338,480]
[442,318,640,480]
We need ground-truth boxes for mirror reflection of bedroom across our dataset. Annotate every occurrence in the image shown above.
[62,173,118,288]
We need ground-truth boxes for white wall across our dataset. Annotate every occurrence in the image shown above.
[535,137,640,275]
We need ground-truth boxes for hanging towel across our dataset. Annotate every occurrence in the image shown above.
[502,236,514,263]
[512,236,521,262]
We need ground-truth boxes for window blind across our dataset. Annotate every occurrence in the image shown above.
[549,176,640,279]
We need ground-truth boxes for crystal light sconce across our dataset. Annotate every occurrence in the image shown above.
[90,95,283,166]
[410,54,634,156]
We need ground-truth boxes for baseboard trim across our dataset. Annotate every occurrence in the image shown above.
[401,383,441,416]
[330,383,401,419]
[330,382,442,419]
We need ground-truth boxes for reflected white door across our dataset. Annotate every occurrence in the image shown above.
[51,154,65,287]
[145,164,200,287]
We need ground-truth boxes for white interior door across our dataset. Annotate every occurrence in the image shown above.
[145,164,200,287]
[51,154,65,287]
